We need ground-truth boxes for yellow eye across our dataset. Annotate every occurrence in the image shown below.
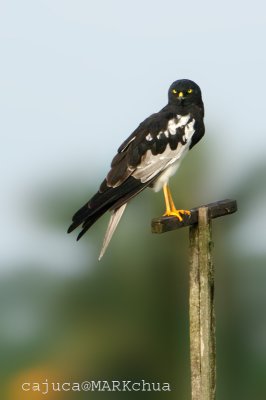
[172,89,177,94]
[187,88,193,94]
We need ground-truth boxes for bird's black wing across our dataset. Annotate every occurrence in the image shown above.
[106,110,175,187]
[68,109,199,239]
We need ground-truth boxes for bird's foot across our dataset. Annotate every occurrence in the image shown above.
[163,209,191,222]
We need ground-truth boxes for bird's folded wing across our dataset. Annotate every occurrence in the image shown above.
[107,114,195,188]
[132,141,190,183]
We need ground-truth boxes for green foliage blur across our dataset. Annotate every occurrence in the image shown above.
[1,147,266,400]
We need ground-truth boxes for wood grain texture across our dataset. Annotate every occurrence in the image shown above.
[189,207,216,400]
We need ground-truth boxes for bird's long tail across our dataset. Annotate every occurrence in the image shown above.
[98,203,127,260]
[68,176,158,259]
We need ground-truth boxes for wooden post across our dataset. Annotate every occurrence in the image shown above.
[189,207,215,400]
[151,199,237,400]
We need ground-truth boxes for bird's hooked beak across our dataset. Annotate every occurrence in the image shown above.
[177,91,184,104]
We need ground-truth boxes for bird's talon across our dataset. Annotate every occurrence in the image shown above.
[183,209,191,216]
[163,209,191,221]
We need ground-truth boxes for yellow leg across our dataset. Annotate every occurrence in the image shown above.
[163,183,191,221]
[165,184,176,211]
[163,184,171,214]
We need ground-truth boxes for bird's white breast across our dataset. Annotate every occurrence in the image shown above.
[151,146,189,192]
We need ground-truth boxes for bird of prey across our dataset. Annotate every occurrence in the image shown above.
[68,79,205,259]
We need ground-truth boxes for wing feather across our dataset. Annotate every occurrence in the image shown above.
[106,113,192,187]
[68,109,200,252]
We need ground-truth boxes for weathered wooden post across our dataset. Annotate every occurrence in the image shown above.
[151,199,237,400]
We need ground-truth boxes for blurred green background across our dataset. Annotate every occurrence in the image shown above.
[1,1,266,399]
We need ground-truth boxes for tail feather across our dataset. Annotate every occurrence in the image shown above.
[76,204,110,241]
[67,175,158,258]
[98,204,127,260]
[68,177,149,237]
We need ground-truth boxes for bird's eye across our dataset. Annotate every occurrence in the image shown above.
[172,89,177,94]
[187,88,193,94]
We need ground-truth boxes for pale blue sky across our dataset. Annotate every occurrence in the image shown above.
[1,0,266,273]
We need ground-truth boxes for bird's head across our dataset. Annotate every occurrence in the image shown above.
[168,79,203,108]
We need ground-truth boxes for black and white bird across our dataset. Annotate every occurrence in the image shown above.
[68,79,205,259]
